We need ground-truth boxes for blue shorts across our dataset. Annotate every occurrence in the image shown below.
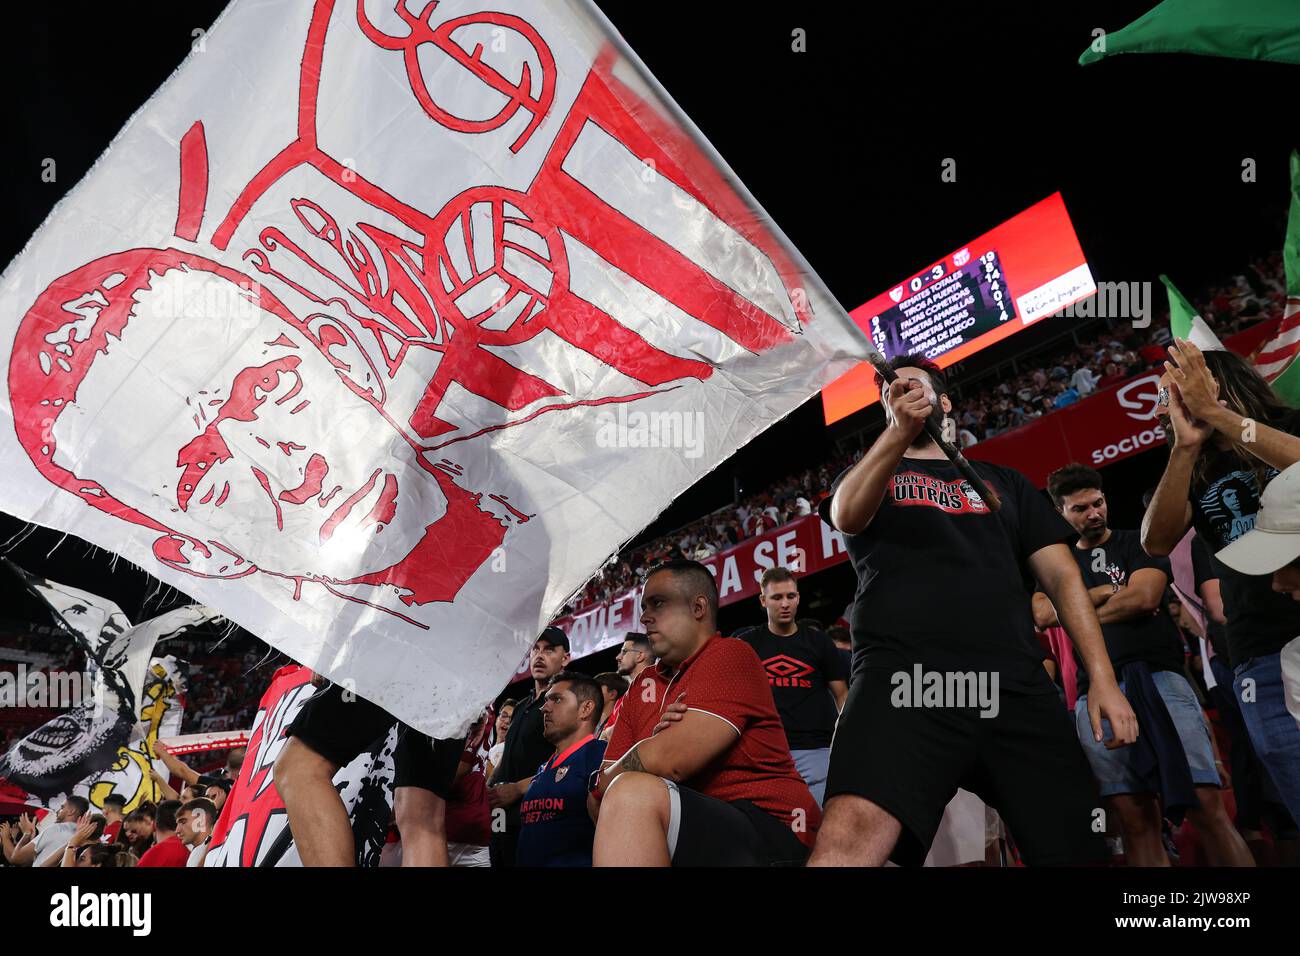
[1234,652,1300,823]
[791,748,830,806]
[1073,670,1219,797]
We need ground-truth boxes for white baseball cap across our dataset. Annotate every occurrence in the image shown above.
[1216,462,1300,576]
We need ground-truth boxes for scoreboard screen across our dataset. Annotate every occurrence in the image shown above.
[822,193,1095,425]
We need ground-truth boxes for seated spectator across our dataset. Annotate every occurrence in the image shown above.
[1139,338,1168,367]
[59,813,107,867]
[516,673,607,867]
[593,672,629,738]
[592,560,821,866]
[122,803,157,857]
[100,793,127,843]
[1097,361,1128,389]
[0,797,87,867]
[81,842,137,867]
[1070,364,1099,397]
[203,775,234,816]
[137,800,189,867]
[445,706,494,867]
[177,797,218,867]
[485,700,516,782]
[1052,383,1081,409]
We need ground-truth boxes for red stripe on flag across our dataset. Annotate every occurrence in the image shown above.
[174,122,209,242]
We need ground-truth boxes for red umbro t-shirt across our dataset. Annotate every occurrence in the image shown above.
[605,634,821,847]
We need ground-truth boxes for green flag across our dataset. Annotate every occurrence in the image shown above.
[1256,151,1300,404]
[1080,0,1300,67]
[1160,274,1224,351]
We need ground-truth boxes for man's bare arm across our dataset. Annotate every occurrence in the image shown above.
[596,712,737,795]
[1032,592,1059,629]
[1203,407,1300,472]
[1030,543,1138,748]
[9,835,36,867]
[1095,569,1167,625]
[150,766,179,801]
[1199,579,1227,626]
[154,741,200,787]
[829,380,930,534]
[1142,451,1195,557]
[829,680,848,712]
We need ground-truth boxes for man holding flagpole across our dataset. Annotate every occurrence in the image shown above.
[809,353,1136,867]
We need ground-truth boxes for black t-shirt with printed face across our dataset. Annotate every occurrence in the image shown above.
[1190,413,1300,666]
[1058,529,1183,696]
[733,623,850,750]
[1190,533,1230,661]
[821,457,1072,694]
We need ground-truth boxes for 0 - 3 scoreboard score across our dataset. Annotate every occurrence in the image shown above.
[823,192,1096,425]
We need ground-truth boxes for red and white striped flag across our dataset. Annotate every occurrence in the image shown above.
[0,1,868,738]
[1253,152,1300,401]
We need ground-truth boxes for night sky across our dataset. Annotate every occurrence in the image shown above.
[0,1,1291,631]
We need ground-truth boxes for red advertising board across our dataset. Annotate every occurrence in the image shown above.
[966,318,1282,486]
[516,511,851,676]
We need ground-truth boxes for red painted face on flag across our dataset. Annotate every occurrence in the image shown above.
[10,249,505,617]
[8,0,810,626]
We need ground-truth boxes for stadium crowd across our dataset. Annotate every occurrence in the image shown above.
[565,255,1285,614]
[3,247,1299,868]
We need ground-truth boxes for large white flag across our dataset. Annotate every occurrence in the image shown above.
[0,0,865,737]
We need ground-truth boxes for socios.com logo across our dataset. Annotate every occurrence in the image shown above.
[1091,426,1167,464]
[1115,374,1163,421]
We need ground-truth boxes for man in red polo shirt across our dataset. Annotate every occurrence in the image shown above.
[592,560,820,866]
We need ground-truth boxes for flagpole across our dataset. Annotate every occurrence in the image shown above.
[578,1,1002,511]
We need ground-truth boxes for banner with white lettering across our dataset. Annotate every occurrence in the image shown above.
[518,512,849,672]
[204,665,397,867]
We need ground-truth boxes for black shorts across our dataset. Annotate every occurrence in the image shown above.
[285,682,464,799]
[666,782,809,866]
[825,667,1108,866]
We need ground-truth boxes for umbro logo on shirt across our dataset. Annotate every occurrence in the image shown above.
[892,473,989,515]
[762,654,814,688]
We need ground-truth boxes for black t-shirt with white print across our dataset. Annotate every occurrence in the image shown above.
[1057,528,1184,696]
[820,456,1072,695]
[1190,412,1300,666]
[733,623,850,750]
